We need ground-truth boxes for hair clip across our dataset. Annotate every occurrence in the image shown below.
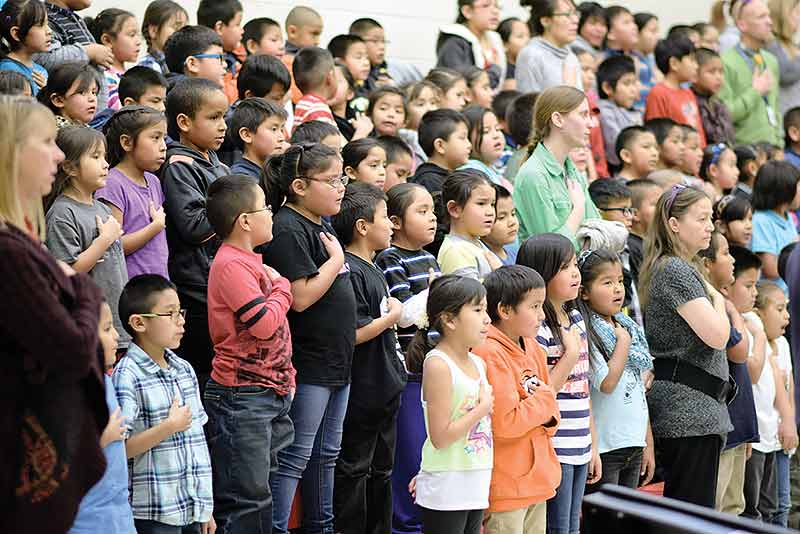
[714,194,735,219]
[665,183,687,214]
[426,328,441,345]
[577,249,594,269]
[710,143,727,165]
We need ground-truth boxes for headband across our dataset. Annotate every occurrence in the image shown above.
[665,183,687,214]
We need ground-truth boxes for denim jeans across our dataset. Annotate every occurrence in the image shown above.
[271,383,351,534]
[546,462,588,534]
[134,520,201,534]
[593,447,643,489]
[204,379,294,534]
[774,451,791,527]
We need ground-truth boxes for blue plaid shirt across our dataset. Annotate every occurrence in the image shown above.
[113,343,213,526]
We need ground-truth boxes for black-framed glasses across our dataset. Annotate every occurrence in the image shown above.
[599,207,634,216]
[139,309,187,322]
[302,175,349,188]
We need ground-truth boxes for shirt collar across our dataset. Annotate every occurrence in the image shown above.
[125,342,179,375]
[533,142,578,180]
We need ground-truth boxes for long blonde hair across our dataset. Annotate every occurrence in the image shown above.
[638,185,712,308]
[769,0,800,54]
[0,96,56,239]
[527,85,586,157]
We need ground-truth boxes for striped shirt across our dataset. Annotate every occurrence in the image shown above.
[375,245,440,351]
[113,344,213,526]
[536,308,592,465]
[293,93,337,131]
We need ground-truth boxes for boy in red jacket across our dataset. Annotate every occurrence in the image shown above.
[473,265,561,534]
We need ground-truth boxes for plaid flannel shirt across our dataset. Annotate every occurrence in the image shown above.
[113,343,213,526]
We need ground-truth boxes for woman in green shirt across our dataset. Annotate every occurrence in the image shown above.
[512,85,600,248]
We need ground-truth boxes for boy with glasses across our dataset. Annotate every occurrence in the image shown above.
[164,25,227,89]
[114,274,215,534]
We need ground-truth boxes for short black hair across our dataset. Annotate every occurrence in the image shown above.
[349,17,382,35]
[497,17,521,43]
[330,181,387,246]
[616,125,652,162]
[368,86,406,117]
[292,46,335,94]
[37,62,99,114]
[196,0,242,28]
[634,12,657,31]
[377,135,412,164]
[752,160,800,211]
[578,2,606,34]
[242,17,280,54]
[290,120,340,144]
[734,144,759,175]
[597,55,636,99]
[729,244,762,279]
[118,66,167,104]
[164,25,223,75]
[695,46,721,67]
[237,54,291,100]
[628,178,661,209]
[779,242,797,281]
[589,178,631,208]
[207,174,261,239]
[667,24,698,41]
[493,182,511,201]
[229,98,287,150]
[484,264,545,323]
[418,108,468,157]
[166,78,225,140]
[491,89,521,125]
[713,193,752,224]
[604,5,632,30]
[785,107,800,147]
[655,35,696,75]
[506,92,539,146]
[327,34,365,60]
[119,274,178,337]
[644,117,681,145]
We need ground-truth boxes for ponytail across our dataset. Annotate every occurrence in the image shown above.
[262,142,340,213]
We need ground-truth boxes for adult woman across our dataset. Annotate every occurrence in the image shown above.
[516,0,583,93]
[766,0,800,115]
[0,96,107,533]
[436,0,507,90]
[512,85,599,248]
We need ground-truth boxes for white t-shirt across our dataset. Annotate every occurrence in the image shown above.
[745,313,781,453]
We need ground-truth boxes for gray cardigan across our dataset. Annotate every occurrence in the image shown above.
[766,41,800,115]
[515,37,583,94]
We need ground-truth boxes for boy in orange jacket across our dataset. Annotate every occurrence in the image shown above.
[474,265,561,534]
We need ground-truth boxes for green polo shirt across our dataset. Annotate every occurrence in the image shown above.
[512,143,600,249]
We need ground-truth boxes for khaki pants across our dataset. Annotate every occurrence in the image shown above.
[716,443,747,515]
[484,502,546,534]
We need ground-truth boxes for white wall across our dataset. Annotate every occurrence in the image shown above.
[83,0,716,72]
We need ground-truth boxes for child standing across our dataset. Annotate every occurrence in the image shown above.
[615,126,659,182]
[37,61,99,128]
[328,34,371,97]
[369,86,406,137]
[292,46,338,129]
[437,170,498,279]
[597,55,643,169]
[401,80,442,165]
[163,25,226,88]
[412,109,471,195]
[406,275,494,534]
[681,125,703,178]
[497,17,530,90]
[379,135,415,190]
[644,118,685,171]
[228,97,287,179]
[646,35,706,146]
[343,137,388,190]
[627,178,662,285]
[0,0,51,96]
[516,233,601,534]
[700,142,740,201]
[579,249,655,491]
[639,184,732,507]
[138,0,188,75]
[86,9,140,111]
[474,265,561,534]
[375,182,440,534]
[784,107,800,169]
[732,144,761,201]
[45,125,129,348]
[242,17,285,58]
[197,0,244,104]
[97,106,168,279]
[426,68,469,112]
[69,301,136,534]
[459,106,511,189]
[714,194,754,248]
[331,183,407,534]
[604,5,639,56]
[261,144,356,534]
[482,184,518,266]
[633,13,660,111]
[751,160,800,293]
[161,78,230,386]
[204,175,295,533]
[692,47,735,146]
[114,275,214,534]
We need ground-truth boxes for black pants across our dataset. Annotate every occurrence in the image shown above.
[333,395,401,534]
[657,434,723,508]
[174,292,213,395]
[588,447,643,492]
[743,450,778,522]
[420,508,484,534]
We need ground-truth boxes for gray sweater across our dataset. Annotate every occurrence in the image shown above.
[644,256,732,439]
[516,37,583,94]
[598,99,643,167]
[766,41,800,116]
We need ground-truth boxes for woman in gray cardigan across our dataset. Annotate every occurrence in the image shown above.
[766,0,800,115]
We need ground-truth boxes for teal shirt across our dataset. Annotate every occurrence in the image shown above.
[512,143,600,248]
[719,46,783,147]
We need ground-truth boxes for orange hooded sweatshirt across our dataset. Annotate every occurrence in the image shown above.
[473,324,562,513]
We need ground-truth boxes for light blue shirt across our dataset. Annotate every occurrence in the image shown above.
[751,209,798,293]
[0,58,47,96]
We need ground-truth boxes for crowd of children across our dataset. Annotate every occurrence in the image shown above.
[7,0,800,533]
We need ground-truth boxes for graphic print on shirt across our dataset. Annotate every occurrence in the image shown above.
[456,388,493,456]
[521,369,541,395]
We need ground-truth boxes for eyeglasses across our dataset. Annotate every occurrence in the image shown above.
[302,175,349,188]
[139,309,187,322]
[552,9,579,18]
[191,53,226,65]
[600,207,634,216]
[241,206,272,216]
